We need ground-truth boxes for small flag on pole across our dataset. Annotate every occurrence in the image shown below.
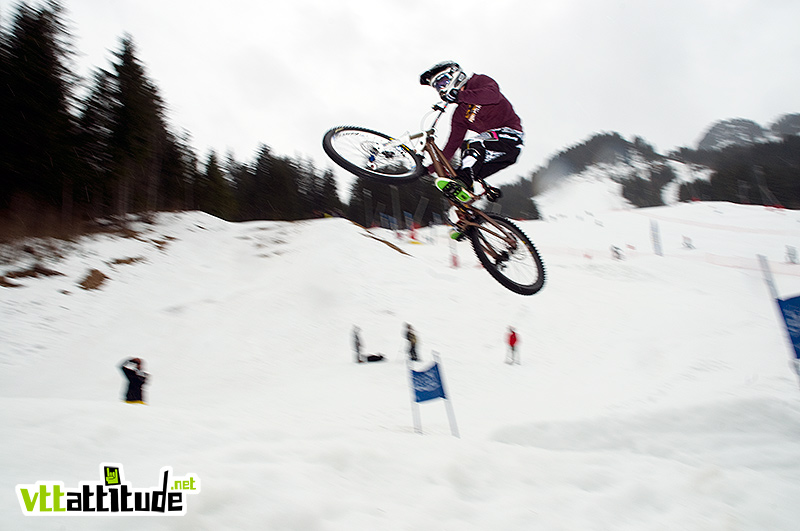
[411,363,446,403]
[777,295,800,361]
[758,254,800,384]
[408,352,459,437]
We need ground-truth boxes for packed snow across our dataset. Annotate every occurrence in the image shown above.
[2,199,800,530]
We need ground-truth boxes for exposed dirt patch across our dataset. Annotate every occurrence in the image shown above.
[79,269,109,290]
[0,276,20,288]
[363,233,411,256]
[107,256,146,267]
[152,235,177,251]
[5,263,64,279]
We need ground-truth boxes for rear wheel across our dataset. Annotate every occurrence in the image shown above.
[469,213,545,296]
[323,126,425,183]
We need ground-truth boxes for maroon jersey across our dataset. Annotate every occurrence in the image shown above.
[442,74,523,160]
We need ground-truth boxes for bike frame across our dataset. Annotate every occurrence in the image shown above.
[407,104,519,254]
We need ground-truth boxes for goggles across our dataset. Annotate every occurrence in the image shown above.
[432,72,453,91]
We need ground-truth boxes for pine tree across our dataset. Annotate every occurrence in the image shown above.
[196,152,235,219]
[159,130,196,212]
[250,145,275,220]
[75,68,116,217]
[267,156,300,220]
[108,35,167,214]
[319,170,343,215]
[0,10,12,208]
[1,0,78,231]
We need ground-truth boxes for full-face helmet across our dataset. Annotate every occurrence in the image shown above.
[420,61,468,102]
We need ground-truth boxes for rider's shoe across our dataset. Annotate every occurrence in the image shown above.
[448,219,470,241]
[455,167,475,192]
[435,177,472,203]
[449,228,467,241]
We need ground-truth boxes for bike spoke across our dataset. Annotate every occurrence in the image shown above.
[329,130,418,177]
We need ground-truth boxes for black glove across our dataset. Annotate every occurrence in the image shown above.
[440,88,459,103]
[486,186,503,203]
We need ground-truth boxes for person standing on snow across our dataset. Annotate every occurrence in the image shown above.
[507,327,519,365]
[405,323,419,362]
[419,61,524,195]
[353,326,363,363]
[120,357,149,404]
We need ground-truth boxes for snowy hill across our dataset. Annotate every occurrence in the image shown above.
[3,202,800,530]
[533,165,633,219]
[697,118,769,151]
[532,154,712,219]
[696,114,800,151]
[529,132,716,217]
[528,113,800,218]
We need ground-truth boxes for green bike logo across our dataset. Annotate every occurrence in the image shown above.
[104,466,120,486]
[16,464,200,516]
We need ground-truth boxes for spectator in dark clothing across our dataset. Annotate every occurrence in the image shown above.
[405,323,419,361]
[120,357,148,404]
[353,326,363,363]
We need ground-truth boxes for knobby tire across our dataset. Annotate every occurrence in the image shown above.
[469,213,546,296]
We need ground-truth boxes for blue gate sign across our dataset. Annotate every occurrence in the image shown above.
[411,363,446,403]
[778,295,800,360]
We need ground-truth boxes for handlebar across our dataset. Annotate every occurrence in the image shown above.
[401,103,450,147]
[422,102,449,135]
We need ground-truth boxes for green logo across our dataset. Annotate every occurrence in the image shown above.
[104,466,120,486]
[16,464,200,516]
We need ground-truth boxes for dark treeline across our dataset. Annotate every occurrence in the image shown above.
[673,136,800,209]
[0,1,346,240]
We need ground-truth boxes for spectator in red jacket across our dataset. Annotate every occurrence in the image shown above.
[420,61,524,193]
[507,327,519,365]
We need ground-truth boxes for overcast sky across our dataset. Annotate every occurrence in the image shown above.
[7,0,800,191]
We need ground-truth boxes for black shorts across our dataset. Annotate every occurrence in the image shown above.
[461,128,524,180]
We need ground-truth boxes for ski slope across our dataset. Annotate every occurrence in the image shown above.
[2,201,800,530]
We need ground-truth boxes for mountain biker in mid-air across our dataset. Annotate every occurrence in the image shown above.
[321,65,546,295]
[419,61,524,198]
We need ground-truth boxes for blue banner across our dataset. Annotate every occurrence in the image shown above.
[778,295,800,360]
[411,363,446,403]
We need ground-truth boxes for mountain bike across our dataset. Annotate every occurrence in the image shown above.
[322,103,545,296]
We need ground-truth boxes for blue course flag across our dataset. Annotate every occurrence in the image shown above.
[412,363,446,403]
[778,295,800,360]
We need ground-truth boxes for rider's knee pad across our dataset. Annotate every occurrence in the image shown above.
[462,146,482,161]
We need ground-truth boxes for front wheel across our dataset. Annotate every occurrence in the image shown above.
[323,126,425,184]
[469,213,545,296]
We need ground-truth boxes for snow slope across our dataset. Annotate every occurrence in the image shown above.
[2,201,800,530]
[533,157,714,219]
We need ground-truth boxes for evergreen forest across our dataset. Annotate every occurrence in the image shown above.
[1,1,347,239]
